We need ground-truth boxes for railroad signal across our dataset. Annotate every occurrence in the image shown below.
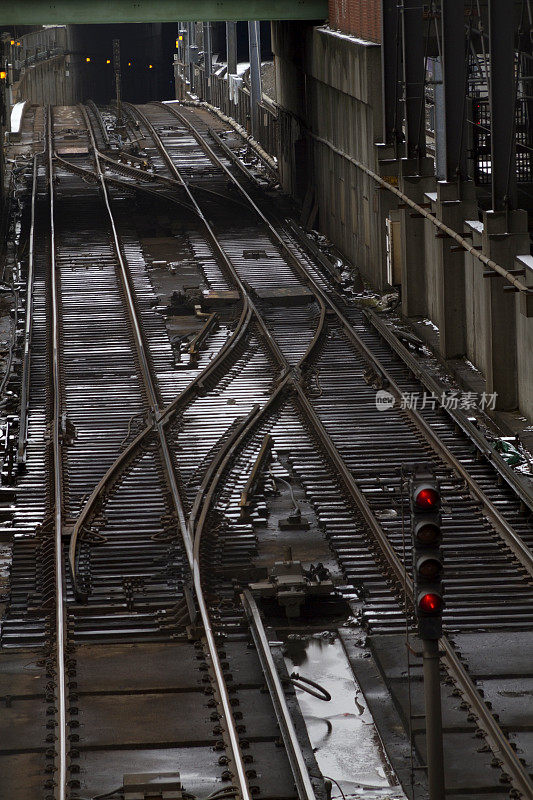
[410,467,444,640]
[0,71,6,81]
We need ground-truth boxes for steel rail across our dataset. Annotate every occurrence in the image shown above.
[53,150,196,214]
[188,380,321,800]
[363,307,533,512]
[47,105,68,800]
[283,216,533,513]
[162,101,533,580]
[123,103,289,372]
[80,104,192,556]
[124,105,329,800]
[16,153,38,470]
[291,384,533,797]
[150,103,533,797]
[242,590,318,800]
[68,300,253,597]
[79,105,254,800]
[85,99,110,149]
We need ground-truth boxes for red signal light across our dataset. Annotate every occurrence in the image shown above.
[414,487,439,509]
[418,592,443,614]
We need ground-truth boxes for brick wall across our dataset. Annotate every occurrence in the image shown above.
[328,0,381,43]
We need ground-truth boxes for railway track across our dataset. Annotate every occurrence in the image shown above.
[0,100,531,800]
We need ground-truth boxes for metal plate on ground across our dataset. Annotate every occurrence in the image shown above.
[56,146,89,155]
[77,746,223,799]
[255,286,315,305]
[75,642,202,692]
[0,696,49,750]
[0,649,46,695]
[230,687,286,739]
[0,752,46,800]
[243,740,298,799]
[219,641,266,686]
[449,632,533,677]
[77,691,212,747]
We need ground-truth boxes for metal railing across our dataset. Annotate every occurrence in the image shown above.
[178,67,279,161]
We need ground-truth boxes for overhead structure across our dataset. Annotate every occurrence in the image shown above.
[1,0,328,24]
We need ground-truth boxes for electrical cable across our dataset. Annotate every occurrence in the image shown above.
[323,776,346,800]
[273,474,301,515]
[290,671,332,701]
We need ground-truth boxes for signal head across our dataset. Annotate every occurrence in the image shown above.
[414,520,441,546]
[418,591,444,615]
[413,484,440,510]
[416,555,443,581]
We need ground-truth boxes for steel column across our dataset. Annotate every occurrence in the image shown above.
[488,0,517,211]
[381,0,401,146]
[188,21,196,93]
[422,638,446,800]
[441,0,467,181]
[248,20,262,139]
[202,21,212,102]
[401,0,426,159]
[226,21,237,75]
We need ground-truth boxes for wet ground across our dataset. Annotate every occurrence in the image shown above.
[284,634,406,800]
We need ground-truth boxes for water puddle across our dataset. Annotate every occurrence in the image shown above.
[284,634,406,799]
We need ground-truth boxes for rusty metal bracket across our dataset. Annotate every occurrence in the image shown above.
[239,433,273,519]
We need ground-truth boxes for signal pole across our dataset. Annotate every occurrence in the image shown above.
[410,466,446,800]
[113,38,122,126]
[422,638,445,800]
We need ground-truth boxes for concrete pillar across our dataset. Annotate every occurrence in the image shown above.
[202,22,212,103]
[375,143,401,289]
[248,21,262,140]
[399,157,435,317]
[226,22,237,75]
[482,210,529,410]
[515,255,533,422]
[434,180,476,358]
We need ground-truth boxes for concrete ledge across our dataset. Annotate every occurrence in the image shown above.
[8,101,28,141]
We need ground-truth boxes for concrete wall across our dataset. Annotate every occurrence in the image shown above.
[515,257,533,422]
[464,223,488,376]
[271,21,533,422]
[273,22,384,286]
[15,55,81,106]
[11,27,82,107]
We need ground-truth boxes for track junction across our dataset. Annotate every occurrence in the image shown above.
[0,100,531,800]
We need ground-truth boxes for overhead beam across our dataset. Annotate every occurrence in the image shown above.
[1,0,328,24]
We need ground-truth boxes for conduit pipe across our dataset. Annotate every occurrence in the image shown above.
[309,132,530,295]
